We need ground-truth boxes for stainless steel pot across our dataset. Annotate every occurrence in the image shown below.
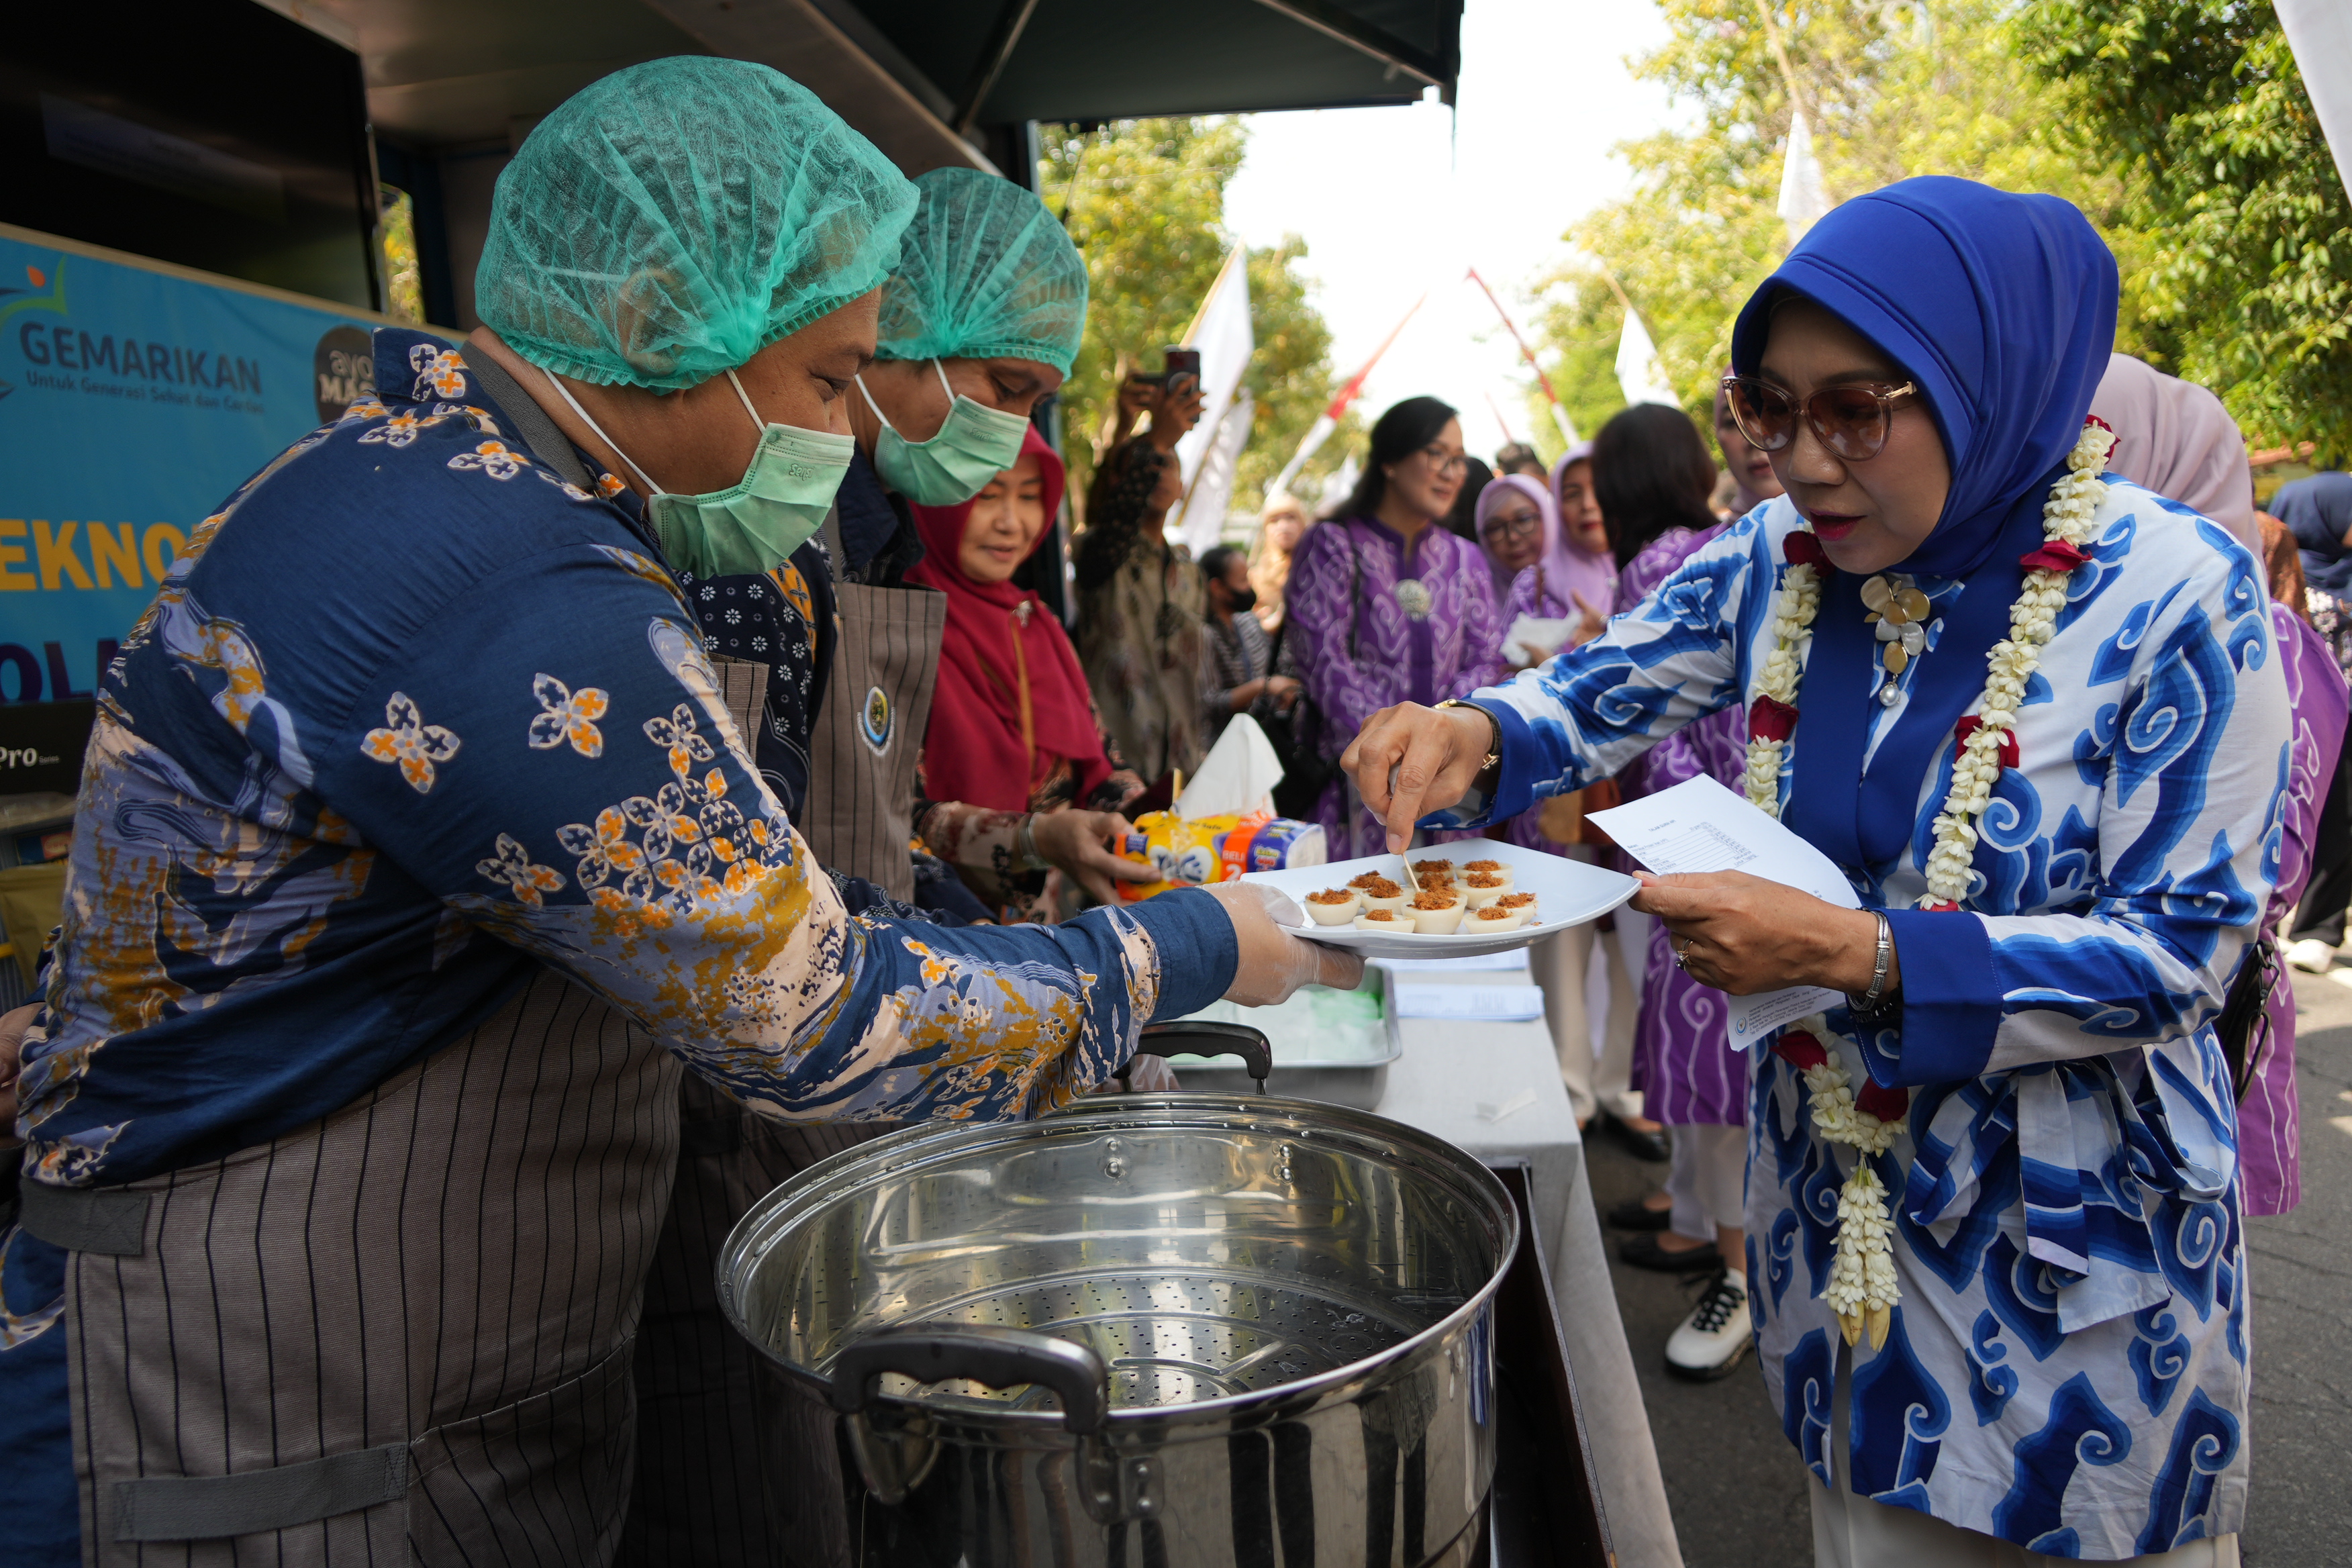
[715,1087,1520,1567]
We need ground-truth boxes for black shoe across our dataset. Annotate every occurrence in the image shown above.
[1617,1232,1723,1273]
[1605,1195,1672,1231]
[1598,1112,1671,1163]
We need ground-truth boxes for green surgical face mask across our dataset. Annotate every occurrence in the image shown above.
[544,366,852,578]
[859,358,1031,505]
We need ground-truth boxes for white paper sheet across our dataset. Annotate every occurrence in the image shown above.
[1585,775,1860,1046]
[1373,951,1532,974]
[1391,984,1548,1022]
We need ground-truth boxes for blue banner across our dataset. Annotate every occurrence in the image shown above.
[0,226,430,701]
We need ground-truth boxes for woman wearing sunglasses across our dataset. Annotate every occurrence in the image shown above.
[1344,177,2279,1565]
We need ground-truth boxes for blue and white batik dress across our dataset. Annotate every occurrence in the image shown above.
[1447,481,2284,1559]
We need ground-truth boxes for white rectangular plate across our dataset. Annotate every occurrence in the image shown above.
[1238,839,1639,960]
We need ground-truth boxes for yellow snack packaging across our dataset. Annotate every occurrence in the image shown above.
[1114,810,1326,901]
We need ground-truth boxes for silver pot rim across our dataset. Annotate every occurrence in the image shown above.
[716,1091,1522,1430]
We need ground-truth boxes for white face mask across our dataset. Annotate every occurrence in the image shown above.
[544,366,852,578]
[858,358,1031,505]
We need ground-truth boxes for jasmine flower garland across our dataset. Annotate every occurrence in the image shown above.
[1920,418,2116,908]
[1741,417,2120,1347]
[1775,1017,1908,1349]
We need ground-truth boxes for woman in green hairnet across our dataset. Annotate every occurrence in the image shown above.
[0,56,1354,1565]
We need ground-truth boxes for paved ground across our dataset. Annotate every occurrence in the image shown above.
[1581,969,2352,1567]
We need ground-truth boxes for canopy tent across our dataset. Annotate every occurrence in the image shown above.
[849,0,1459,126]
[233,0,1459,328]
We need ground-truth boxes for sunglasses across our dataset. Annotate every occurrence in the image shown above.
[1720,375,1919,462]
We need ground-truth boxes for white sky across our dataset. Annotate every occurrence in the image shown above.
[1221,0,1681,467]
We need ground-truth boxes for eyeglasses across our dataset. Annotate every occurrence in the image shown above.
[1417,444,1469,478]
[1481,509,1543,543]
[1720,375,1919,462]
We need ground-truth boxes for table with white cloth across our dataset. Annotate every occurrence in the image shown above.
[1361,950,1682,1568]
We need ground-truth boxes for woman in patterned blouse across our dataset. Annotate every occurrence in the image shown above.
[1285,397,1508,859]
[1348,177,2279,1565]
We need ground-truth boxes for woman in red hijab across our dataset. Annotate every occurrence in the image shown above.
[909,426,1146,920]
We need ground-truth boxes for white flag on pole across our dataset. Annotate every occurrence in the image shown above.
[1267,413,1336,505]
[2277,0,2352,203]
[1777,108,1832,245]
[1170,250,1254,549]
[1615,305,1681,410]
[1173,392,1254,551]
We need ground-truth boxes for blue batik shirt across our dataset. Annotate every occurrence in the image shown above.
[1,326,1232,1349]
[1441,485,2284,1557]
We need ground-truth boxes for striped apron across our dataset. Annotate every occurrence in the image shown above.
[26,969,683,1565]
[620,631,935,1566]
[796,579,945,904]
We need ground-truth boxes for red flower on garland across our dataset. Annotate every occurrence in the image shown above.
[1954,714,2020,770]
[1920,899,1962,913]
[2019,539,2089,573]
[1750,694,1800,742]
[1784,531,1830,571]
[2084,414,2114,436]
[1855,1079,1912,1122]
[1773,1030,1829,1071]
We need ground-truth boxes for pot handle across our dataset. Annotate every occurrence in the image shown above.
[827,1324,1112,1436]
[1123,1020,1272,1092]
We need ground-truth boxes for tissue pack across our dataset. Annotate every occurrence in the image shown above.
[1115,811,1326,901]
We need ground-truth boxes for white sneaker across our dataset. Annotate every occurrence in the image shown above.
[1665,1268,1754,1382]
[2286,938,2339,974]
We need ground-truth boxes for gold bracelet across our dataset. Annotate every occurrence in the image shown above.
[1434,699,1502,773]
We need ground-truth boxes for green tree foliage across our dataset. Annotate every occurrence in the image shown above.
[1529,1,2133,436]
[2015,0,2351,458]
[1040,120,1342,525]
[378,185,425,326]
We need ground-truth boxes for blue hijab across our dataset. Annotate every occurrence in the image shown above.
[2275,473,2352,596]
[1728,177,2120,875]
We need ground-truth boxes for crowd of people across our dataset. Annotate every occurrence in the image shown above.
[0,48,2335,1568]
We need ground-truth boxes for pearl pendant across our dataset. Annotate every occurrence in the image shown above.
[1879,678,1902,707]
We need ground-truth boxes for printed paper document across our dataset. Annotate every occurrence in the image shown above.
[1586,775,1861,1046]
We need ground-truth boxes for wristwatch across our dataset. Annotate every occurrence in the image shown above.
[1434,699,1503,775]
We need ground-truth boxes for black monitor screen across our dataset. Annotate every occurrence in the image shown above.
[0,2,378,310]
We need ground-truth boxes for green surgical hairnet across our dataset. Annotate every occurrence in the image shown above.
[476,56,918,391]
[875,168,1089,375]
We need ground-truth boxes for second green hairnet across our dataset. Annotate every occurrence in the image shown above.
[876,168,1089,375]
[477,56,918,391]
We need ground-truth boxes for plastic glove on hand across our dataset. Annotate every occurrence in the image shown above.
[1116,1055,1181,1093]
[1204,879,1363,1006]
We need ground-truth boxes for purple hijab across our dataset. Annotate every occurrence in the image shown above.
[1532,444,1616,617]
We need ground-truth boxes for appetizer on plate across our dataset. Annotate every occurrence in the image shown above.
[1466,902,1528,933]
[1354,908,1411,932]
[1462,871,1509,908]
[1463,859,1514,891]
[1355,875,1408,914]
[1407,888,1468,934]
[1304,887,1363,925]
